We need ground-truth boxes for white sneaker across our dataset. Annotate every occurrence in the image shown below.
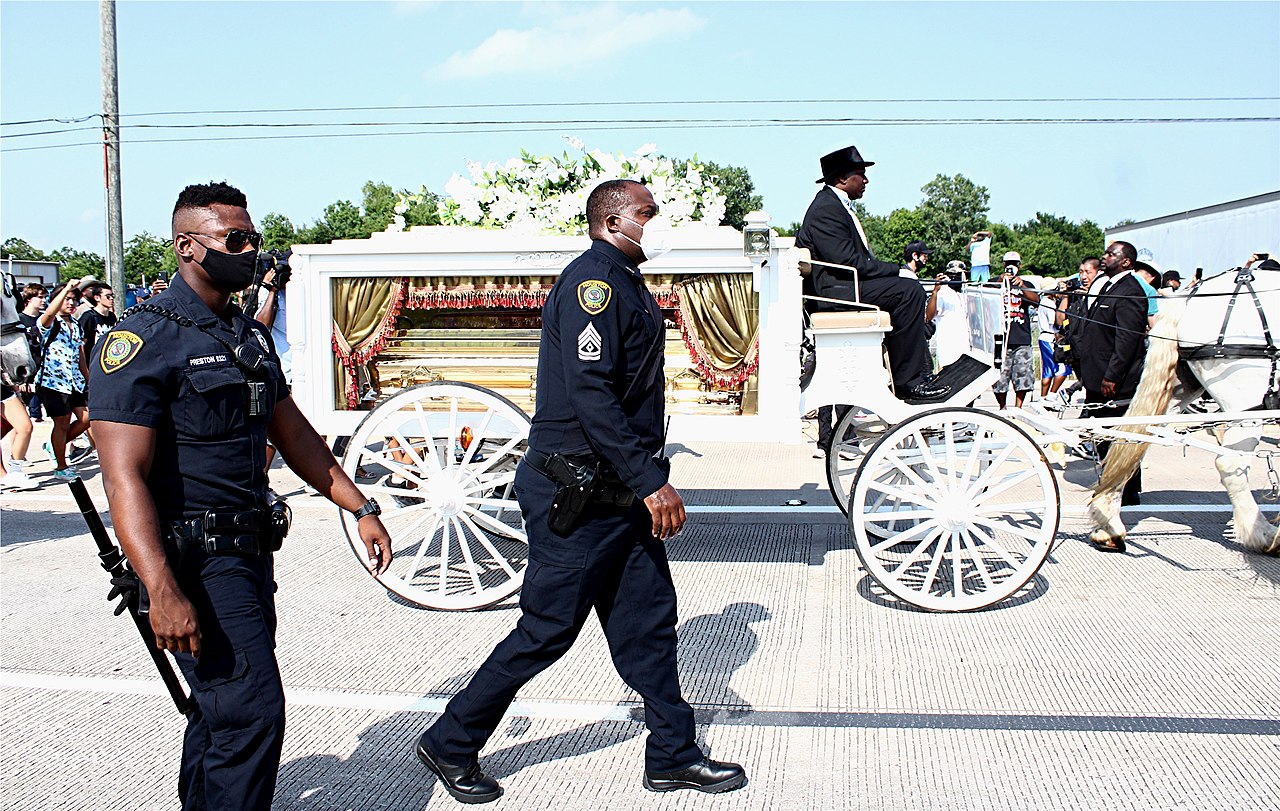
[1,467,37,491]
[813,447,826,459]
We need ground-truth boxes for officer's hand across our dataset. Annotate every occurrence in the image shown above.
[357,515,393,575]
[1101,379,1117,399]
[643,484,686,541]
[149,585,201,659]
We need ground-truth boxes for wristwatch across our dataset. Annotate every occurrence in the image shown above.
[351,498,381,521]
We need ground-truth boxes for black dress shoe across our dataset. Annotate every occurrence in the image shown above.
[903,378,952,403]
[416,735,503,804]
[643,757,747,793]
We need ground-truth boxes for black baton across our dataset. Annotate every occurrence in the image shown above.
[65,478,192,716]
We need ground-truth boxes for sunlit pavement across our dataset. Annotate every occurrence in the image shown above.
[3,415,1278,810]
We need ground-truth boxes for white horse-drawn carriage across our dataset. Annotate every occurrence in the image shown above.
[333,255,1280,614]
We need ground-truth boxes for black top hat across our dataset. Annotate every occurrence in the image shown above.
[817,145,875,183]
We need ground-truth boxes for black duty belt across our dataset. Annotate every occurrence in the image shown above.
[524,449,636,508]
[167,503,291,556]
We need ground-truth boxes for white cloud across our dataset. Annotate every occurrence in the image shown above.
[434,5,705,80]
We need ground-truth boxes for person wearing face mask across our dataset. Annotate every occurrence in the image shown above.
[87,181,393,810]
[415,179,745,804]
[928,260,971,368]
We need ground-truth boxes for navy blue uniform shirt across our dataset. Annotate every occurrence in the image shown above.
[88,274,288,521]
[528,240,668,499]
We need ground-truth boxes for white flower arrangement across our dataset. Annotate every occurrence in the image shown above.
[432,137,729,235]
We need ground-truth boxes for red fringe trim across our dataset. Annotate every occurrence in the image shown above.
[333,278,410,408]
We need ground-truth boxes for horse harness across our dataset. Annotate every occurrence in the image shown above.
[1181,267,1280,410]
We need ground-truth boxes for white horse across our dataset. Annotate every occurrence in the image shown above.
[1089,266,1280,555]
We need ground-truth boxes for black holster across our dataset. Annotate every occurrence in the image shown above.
[527,450,638,536]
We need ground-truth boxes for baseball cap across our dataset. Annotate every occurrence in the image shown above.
[1003,251,1021,263]
[945,260,967,272]
[905,240,934,255]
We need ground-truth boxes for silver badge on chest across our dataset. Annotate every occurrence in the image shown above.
[577,322,602,362]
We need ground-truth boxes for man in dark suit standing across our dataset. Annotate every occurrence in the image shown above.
[796,145,949,453]
[1076,240,1148,516]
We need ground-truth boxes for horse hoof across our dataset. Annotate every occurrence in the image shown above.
[1090,528,1125,545]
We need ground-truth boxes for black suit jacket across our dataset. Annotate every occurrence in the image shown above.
[1074,273,1148,395]
[796,187,900,311]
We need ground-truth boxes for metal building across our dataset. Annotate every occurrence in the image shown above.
[1106,190,1279,280]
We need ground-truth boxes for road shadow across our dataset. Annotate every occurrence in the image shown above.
[274,602,770,807]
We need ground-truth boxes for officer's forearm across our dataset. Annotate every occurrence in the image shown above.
[269,397,367,513]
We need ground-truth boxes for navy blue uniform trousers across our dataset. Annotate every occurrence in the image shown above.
[173,553,285,811]
[423,462,702,772]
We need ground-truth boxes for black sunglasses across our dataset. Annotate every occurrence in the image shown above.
[181,229,264,253]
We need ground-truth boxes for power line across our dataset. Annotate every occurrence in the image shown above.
[3,95,1277,126]
[4,116,1278,154]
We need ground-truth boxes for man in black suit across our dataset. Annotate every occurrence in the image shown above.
[796,145,949,453]
[1076,240,1148,515]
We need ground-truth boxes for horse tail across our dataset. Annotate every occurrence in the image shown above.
[1090,301,1185,509]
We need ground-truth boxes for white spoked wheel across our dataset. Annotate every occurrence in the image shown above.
[849,407,1059,612]
[826,405,889,517]
[340,381,530,611]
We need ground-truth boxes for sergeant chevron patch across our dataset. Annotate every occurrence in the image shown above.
[577,280,611,315]
[577,322,602,362]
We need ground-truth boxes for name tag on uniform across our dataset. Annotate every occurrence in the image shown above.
[188,354,230,367]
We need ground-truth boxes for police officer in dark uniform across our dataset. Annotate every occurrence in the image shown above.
[89,182,392,810]
[415,180,745,804]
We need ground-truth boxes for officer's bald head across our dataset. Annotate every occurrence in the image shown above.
[586,180,645,239]
[171,182,248,237]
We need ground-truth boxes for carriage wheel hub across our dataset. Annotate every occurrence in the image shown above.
[434,478,467,517]
[936,493,968,532]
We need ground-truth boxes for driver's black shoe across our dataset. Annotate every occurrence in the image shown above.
[643,757,747,793]
[903,378,952,403]
[416,736,502,804]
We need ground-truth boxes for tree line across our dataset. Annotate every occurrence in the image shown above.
[3,165,1100,284]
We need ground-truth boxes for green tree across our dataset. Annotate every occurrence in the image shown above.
[700,160,764,230]
[123,231,171,285]
[360,181,398,234]
[260,212,298,251]
[917,174,991,263]
[880,208,926,265]
[1,237,47,260]
[399,185,442,228]
[47,247,105,283]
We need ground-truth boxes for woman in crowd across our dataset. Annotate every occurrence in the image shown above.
[35,280,91,481]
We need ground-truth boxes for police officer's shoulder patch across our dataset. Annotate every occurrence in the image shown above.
[577,279,611,315]
[100,330,144,374]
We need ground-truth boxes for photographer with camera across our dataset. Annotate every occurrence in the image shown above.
[254,249,293,495]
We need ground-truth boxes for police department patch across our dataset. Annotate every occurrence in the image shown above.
[577,322,602,362]
[100,331,144,375]
[577,280,612,315]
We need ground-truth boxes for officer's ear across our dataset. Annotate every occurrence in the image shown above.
[603,213,623,234]
[172,234,196,263]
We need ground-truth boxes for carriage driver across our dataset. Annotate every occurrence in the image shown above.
[88,181,393,809]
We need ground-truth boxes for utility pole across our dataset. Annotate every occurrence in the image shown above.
[100,0,125,317]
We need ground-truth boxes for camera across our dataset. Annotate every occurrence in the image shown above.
[1063,277,1083,291]
[258,249,292,288]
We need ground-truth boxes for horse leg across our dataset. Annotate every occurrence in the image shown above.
[1087,304,1184,549]
[1214,424,1280,555]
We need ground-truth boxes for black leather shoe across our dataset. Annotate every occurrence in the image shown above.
[416,735,503,804]
[643,757,747,793]
[903,379,952,403]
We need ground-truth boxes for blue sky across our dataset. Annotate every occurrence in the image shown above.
[2,1,1278,254]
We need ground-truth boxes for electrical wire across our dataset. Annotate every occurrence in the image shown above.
[4,116,1277,154]
[4,95,1275,125]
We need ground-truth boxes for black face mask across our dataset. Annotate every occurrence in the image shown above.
[199,245,259,291]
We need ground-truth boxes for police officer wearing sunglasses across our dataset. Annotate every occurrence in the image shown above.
[88,181,393,810]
